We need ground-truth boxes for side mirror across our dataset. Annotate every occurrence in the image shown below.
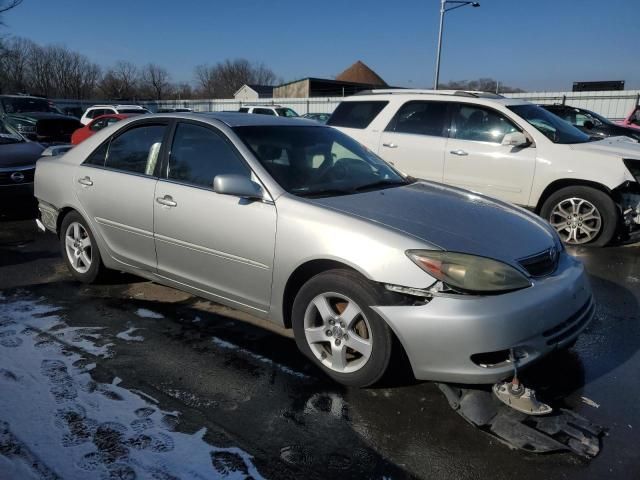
[213,174,264,200]
[583,120,595,130]
[501,131,529,148]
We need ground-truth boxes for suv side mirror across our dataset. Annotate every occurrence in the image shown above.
[213,174,264,200]
[501,131,529,148]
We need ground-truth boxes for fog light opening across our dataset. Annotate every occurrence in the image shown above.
[471,348,527,368]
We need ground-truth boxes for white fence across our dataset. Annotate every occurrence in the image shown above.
[55,90,640,121]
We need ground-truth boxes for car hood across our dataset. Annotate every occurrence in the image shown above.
[569,136,640,159]
[0,141,44,168]
[311,181,557,264]
[6,112,77,123]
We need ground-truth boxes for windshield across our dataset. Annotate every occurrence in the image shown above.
[0,120,23,143]
[233,125,408,197]
[508,104,591,144]
[1,97,56,114]
[275,108,298,118]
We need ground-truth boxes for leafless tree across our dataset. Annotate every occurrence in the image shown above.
[0,0,22,25]
[439,78,525,94]
[140,63,172,100]
[100,61,139,99]
[0,36,34,93]
[194,58,278,99]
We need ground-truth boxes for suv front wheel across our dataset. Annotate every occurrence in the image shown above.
[540,186,618,247]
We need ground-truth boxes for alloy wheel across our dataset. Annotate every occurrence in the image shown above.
[64,222,92,274]
[549,197,602,245]
[303,292,373,373]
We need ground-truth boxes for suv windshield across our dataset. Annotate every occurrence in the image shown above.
[0,120,23,143]
[275,108,298,118]
[233,125,408,197]
[508,104,591,144]
[1,97,56,114]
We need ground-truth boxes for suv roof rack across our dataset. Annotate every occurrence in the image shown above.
[353,89,504,99]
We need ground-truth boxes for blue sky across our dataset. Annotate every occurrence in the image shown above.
[3,0,639,91]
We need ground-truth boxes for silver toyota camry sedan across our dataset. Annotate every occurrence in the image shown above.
[34,113,594,387]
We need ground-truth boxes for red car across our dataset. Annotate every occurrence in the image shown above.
[617,105,640,131]
[71,114,130,145]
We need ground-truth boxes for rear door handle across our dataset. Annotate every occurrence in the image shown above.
[382,142,398,148]
[78,176,93,186]
[156,195,177,207]
[450,149,468,156]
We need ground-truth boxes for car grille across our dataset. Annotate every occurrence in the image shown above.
[518,248,559,277]
[542,296,594,345]
[36,119,79,142]
[0,168,35,185]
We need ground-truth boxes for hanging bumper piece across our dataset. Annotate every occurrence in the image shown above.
[438,383,605,458]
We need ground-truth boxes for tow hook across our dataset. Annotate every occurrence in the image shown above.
[438,353,604,458]
[492,348,552,415]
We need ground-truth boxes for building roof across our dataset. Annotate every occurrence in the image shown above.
[247,84,274,96]
[335,61,387,87]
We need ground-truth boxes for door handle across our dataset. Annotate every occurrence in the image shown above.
[382,142,398,148]
[450,149,468,156]
[156,195,177,207]
[77,176,93,186]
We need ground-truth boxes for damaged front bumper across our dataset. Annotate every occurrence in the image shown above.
[373,253,593,384]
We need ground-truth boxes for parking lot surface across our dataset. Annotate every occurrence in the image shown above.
[1,216,639,479]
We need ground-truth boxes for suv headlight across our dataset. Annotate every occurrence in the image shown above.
[623,159,640,183]
[407,250,531,293]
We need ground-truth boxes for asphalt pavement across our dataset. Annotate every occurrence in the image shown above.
[1,215,639,479]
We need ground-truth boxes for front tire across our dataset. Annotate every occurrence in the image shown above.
[540,186,618,247]
[292,269,393,387]
[60,211,107,283]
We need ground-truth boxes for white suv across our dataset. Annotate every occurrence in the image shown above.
[328,89,640,246]
[238,105,299,117]
[80,104,150,125]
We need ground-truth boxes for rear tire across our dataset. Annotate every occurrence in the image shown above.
[540,186,618,247]
[60,211,108,283]
[292,269,393,387]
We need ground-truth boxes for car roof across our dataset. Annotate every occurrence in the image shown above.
[145,112,317,127]
[343,89,530,107]
[87,104,145,109]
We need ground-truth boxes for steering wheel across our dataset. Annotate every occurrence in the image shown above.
[316,158,351,184]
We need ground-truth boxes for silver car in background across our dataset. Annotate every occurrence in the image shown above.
[34,113,594,387]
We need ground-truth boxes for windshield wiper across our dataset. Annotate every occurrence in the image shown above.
[295,188,354,198]
[353,179,409,192]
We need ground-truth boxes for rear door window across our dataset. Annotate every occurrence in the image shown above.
[104,124,166,175]
[326,101,388,129]
[385,101,450,137]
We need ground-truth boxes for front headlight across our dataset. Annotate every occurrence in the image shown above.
[623,158,640,183]
[407,250,531,293]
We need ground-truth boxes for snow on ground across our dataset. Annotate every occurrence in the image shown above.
[0,291,265,480]
[135,308,164,319]
[116,327,145,342]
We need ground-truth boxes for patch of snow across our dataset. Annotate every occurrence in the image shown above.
[116,327,145,342]
[135,308,164,319]
[212,336,309,379]
[0,293,265,479]
[580,396,600,408]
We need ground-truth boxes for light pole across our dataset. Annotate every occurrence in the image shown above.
[433,0,480,90]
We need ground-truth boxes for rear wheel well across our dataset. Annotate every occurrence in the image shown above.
[535,180,614,214]
[56,207,76,237]
[282,260,362,329]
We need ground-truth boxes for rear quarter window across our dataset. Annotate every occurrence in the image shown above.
[327,101,388,129]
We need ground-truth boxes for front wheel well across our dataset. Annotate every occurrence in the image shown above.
[282,260,359,329]
[535,179,614,214]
